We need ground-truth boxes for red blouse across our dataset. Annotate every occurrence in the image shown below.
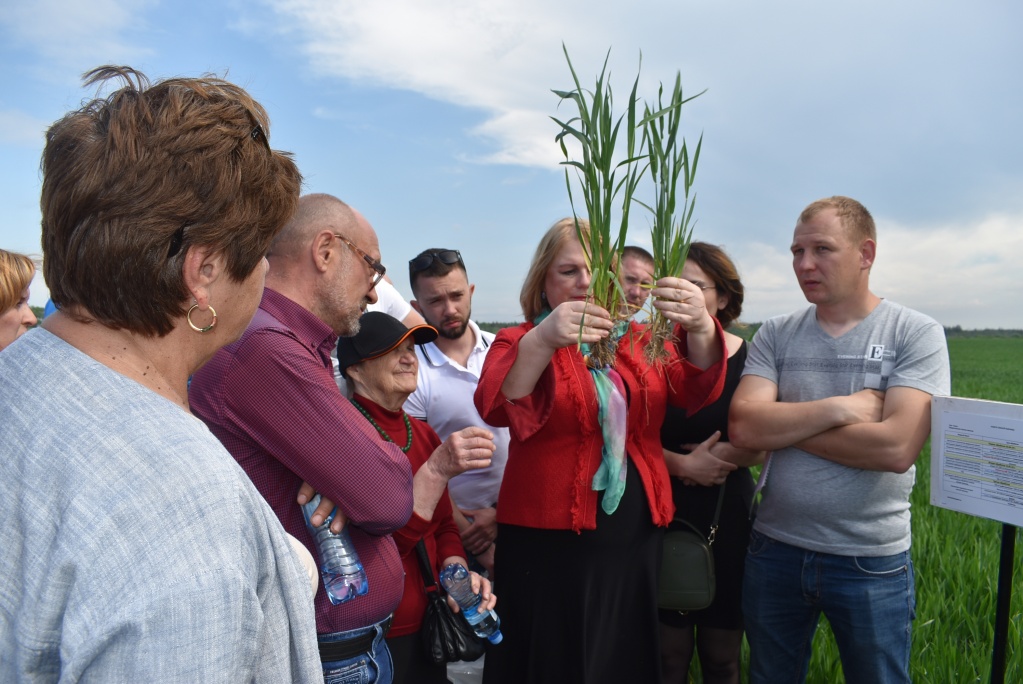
[352,395,465,638]
[473,321,726,532]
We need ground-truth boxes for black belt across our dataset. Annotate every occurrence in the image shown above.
[318,616,393,663]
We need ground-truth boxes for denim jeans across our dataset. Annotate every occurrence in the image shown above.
[320,619,394,684]
[742,529,915,684]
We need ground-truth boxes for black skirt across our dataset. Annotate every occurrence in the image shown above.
[482,463,663,684]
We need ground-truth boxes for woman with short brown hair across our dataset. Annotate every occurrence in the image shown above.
[0,66,321,681]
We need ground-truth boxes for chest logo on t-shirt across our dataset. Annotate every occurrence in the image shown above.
[863,343,895,390]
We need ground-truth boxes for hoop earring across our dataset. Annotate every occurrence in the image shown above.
[187,304,218,333]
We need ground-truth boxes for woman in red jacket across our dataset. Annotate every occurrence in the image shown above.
[474,218,727,684]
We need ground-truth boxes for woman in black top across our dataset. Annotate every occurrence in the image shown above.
[659,242,764,684]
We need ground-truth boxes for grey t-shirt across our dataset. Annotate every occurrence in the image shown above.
[743,300,951,556]
[0,329,321,683]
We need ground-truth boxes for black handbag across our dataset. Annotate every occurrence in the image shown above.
[658,483,727,613]
[415,540,486,664]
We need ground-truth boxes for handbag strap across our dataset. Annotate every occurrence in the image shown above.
[707,482,727,545]
[669,481,727,544]
[414,539,441,592]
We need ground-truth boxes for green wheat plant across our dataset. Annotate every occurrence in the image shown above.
[551,44,647,367]
[638,74,704,364]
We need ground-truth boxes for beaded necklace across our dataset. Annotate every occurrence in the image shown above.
[351,397,413,453]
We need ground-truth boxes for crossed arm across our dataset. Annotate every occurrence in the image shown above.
[728,374,934,474]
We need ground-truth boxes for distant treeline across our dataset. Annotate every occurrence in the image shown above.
[479,321,1023,339]
[943,326,1023,338]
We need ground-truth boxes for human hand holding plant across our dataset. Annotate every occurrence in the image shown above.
[535,301,613,351]
[650,276,715,336]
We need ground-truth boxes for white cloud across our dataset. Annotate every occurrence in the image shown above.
[732,212,1023,329]
[262,0,648,169]
[261,0,1023,225]
[0,109,49,146]
[0,0,155,69]
[5,0,1019,331]
[465,109,562,167]
[873,213,1023,329]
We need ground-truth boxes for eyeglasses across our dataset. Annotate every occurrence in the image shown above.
[409,249,464,276]
[687,280,717,291]
[250,124,271,151]
[334,234,386,286]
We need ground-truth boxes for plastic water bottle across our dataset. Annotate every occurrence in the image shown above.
[300,495,369,605]
[439,563,503,644]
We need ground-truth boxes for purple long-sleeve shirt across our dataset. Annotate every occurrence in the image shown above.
[190,288,414,634]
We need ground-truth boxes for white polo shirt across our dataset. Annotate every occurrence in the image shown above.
[404,320,510,510]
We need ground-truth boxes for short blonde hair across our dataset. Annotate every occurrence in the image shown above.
[798,196,876,244]
[0,249,36,313]
[519,217,591,321]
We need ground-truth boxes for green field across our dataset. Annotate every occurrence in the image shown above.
[752,337,1023,683]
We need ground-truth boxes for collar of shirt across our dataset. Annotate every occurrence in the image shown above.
[420,319,488,369]
[259,287,338,367]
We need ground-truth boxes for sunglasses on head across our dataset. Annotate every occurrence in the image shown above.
[408,249,463,275]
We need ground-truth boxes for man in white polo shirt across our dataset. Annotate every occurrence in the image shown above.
[404,248,509,575]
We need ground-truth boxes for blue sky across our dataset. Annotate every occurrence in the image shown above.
[2,0,1022,328]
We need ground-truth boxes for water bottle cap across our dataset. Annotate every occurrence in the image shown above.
[487,631,503,645]
[441,563,468,578]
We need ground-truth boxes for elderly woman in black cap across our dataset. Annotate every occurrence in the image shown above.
[338,311,499,683]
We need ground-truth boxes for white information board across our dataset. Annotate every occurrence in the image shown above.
[931,396,1023,527]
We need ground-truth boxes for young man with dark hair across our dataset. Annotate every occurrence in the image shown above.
[404,248,510,575]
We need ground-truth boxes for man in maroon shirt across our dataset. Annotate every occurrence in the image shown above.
[190,193,414,683]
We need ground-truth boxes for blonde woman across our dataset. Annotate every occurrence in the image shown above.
[474,218,727,683]
[0,249,38,351]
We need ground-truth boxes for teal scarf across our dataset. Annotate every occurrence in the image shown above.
[535,311,629,514]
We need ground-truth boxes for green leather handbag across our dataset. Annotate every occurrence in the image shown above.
[657,484,726,612]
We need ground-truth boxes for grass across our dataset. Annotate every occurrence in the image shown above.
[722,337,1023,683]
[905,338,1023,683]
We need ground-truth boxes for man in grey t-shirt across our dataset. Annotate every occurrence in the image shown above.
[730,196,950,684]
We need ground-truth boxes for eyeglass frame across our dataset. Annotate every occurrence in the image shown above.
[334,233,386,286]
[686,279,717,291]
[408,249,464,277]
